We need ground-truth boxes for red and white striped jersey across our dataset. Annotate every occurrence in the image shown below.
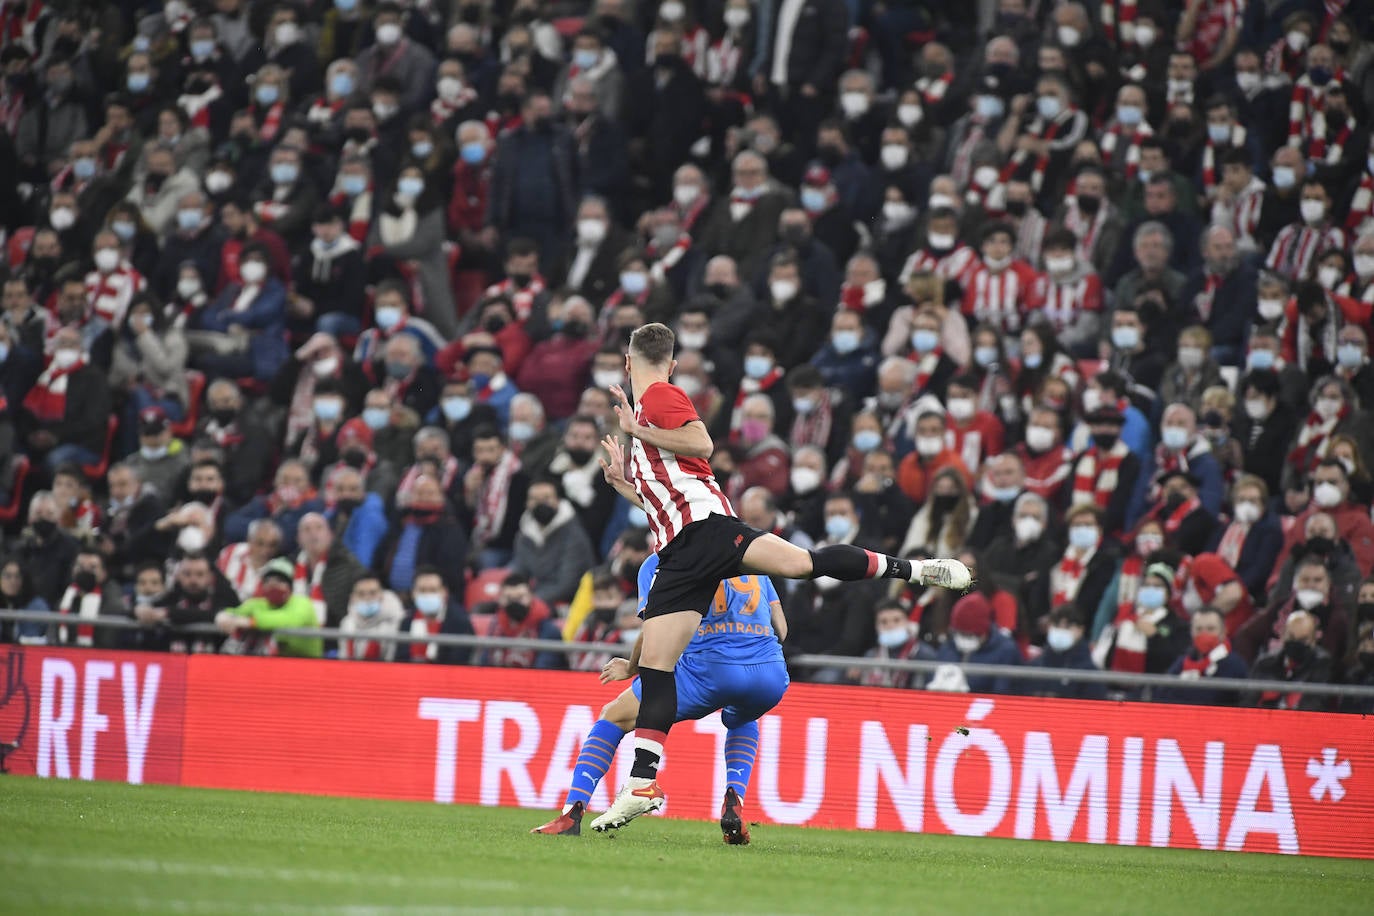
[1028,271,1103,333]
[899,244,979,288]
[962,261,1038,333]
[217,542,264,603]
[1210,177,1266,252]
[628,381,735,549]
[1265,222,1346,281]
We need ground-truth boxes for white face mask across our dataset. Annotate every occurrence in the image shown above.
[1313,481,1343,508]
[177,276,202,299]
[437,76,463,102]
[1318,265,1342,289]
[1025,425,1054,451]
[770,279,798,303]
[973,165,1000,189]
[1177,346,1204,370]
[1295,588,1325,610]
[376,22,401,45]
[1045,254,1074,276]
[877,627,911,649]
[312,356,339,378]
[896,104,922,127]
[1300,199,1327,224]
[1068,525,1099,551]
[94,248,120,273]
[673,183,700,207]
[1056,25,1081,47]
[946,397,974,421]
[1244,398,1270,421]
[1233,501,1261,524]
[952,633,982,654]
[1133,23,1156,47]
[1014,516,1044,542]
[1355,254,1374,279]
[927,231,955,250]
[1315,397,1343,420]
[1257,297,1285,321]
[840,91,870,118]
[790,466,821,494]
[1046,626,1076,652]
[53,348,80,369]
[593,369,623,389]
[205,170,233,194]
[915,435,944,457]
[576,218,606,244]
[240,260,267,284]
[50,207,76,230]
[880,144,909,170]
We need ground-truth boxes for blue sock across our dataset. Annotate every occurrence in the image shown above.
[723,721,760,799]
[565,719,625,810]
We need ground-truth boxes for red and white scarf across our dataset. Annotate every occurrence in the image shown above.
[1287,71,1347,148]
[484,275,547,323]
[1072,441,1128,510]
[396,455,459,508]
[484,612,542,668]
[1103,604,1166,673]
[790,390,835,452]
[1033,273,1100,333]
[1212,177,1266,248]
[899,244,978,287]
[252,100,286,143]
[1158,495,1201,535]
[909,347,943,395]
[1099,120,1153,180]
[410,611,444,662]
[1200,125,1245,194]
[1180,639,1232,678]
[1291,404,1347,469]
[1294,309,1342,374]
[293,553,328,625]
[1061,198,1108,267]
[85,263,144,326]
[916,71,953,109]
[1265,38,1307,81]
[1051,546,1096,607]
[1099,0,1138,47]
[473,449,521,548]
[731,366,784,431]
[1307,111,1354,165]
[430,86,478,126]
[57,584,101,648]
[1345,172,1374,234]
[1001,110,1071,193]
[1216,518,1249,569]
[22,354,84,423]
[178,83,223,130]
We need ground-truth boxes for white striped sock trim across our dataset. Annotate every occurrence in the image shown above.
[634,737,665,759]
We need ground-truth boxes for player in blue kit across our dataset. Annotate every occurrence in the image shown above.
[531,553,789,844]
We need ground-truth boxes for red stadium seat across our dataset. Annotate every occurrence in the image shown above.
[81,416,119,481]
[464,567,508,610]
[169,370,206,439]
[0,455,32,525]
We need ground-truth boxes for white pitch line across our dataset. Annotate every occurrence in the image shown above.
[0,851,517,892]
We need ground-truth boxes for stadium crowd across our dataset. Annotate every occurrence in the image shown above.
[1,0,1373,713]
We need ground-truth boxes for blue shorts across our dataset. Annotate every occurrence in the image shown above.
[632,656,789,729]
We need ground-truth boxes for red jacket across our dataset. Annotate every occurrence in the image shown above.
[731,437,790,501]
[447,160,491,236]
[218,228,292,294]
[514,337,599,420]
[949,411,1005,473]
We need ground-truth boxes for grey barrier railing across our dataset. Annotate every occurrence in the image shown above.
[3,609,1373,701]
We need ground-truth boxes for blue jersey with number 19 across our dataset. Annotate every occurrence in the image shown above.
[636,553,784,666]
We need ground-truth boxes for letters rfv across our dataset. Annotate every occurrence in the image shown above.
[37,657,162,784]
[417,697,1301,854]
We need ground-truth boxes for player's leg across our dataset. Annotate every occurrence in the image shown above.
[531,688,638,835]
[590,609,700,832]
[715,660,790,845]
[740,532,972,590]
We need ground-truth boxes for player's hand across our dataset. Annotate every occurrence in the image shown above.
[608,384,639,437]
[600,657,632,683]
[600,434,629,488]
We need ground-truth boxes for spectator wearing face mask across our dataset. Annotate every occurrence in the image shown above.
[338,574,407,662]
[567,571,637,674]
[1093,560,1190,677]
[1209,474,1284,602]
[899,467,976,562]
[215,558,321,658]
[1231,369,1297,495]
[1069,407,1139,537]
[781,445,828,544]
[983,492,1061,627]
[472,573,563,669]
[784,365,851,468]
[933,593,1022,695]
[1270,511,1362,613]
[377,473,469,597]
[1041,504,1120,641]
[508,478,598,605]
[1159,606,1249,706]
[351,2,436,112]
[1246,610,1333,711]
[897,409,970,505]
[189,242,288,383]
[853,600,934,690]
[1243,554,1350,668]
[1026,606,1106,700]
[51,550,127,649]
[403,566,475,665]
[21,327,112,472]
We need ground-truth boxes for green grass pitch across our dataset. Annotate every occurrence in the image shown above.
[1,778,1369,915]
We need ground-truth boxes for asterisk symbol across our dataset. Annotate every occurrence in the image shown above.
[1306,748,1351,802]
